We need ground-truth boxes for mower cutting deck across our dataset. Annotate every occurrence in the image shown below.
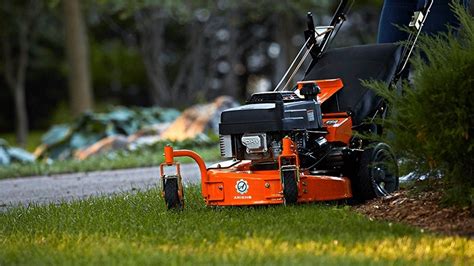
[160,0,433,209]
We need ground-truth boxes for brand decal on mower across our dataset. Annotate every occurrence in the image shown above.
[325,119,339,125]
[307,109,315,122]
[234,195,252,200]
[235,179,249,194]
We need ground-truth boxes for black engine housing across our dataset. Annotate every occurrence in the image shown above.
[218,91,327,163]
[219,91,323,135]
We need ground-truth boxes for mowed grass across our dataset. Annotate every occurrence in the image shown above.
[0,187,472,265]
[0,146,220,180]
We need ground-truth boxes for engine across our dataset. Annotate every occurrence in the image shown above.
[219,89,339,170]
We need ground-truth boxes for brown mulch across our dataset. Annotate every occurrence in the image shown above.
[353,188,474,237]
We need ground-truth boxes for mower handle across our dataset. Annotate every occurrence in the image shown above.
[302,0,352,77]
[274,0,351,91]
[393,0,434,82]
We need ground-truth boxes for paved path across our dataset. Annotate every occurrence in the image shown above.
[0,163,207,212]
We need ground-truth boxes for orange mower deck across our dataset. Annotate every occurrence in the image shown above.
[160,137,352,207]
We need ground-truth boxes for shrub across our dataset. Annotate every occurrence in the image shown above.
[365,3,474,206]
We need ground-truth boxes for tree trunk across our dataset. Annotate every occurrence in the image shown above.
[63,0,93,116]
[273,11,295,90]
[222,10,240,99]
[13,83,28,147]
[135,8,171,106]
[15,24,30,147]
[172,21,206,106]
[2,18,30,147]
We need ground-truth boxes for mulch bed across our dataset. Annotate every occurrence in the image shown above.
[353,188,474,237]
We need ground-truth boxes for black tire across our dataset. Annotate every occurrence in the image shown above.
[282,170,298,204]
[164,178,183,210]
[352,143,399,201]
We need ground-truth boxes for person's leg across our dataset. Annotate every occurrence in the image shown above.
[377,0,417,43]
[378,0,471,43]
[377,0,417,81]
[419,0,471,35]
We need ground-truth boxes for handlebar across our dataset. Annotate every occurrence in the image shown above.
[305,0,351,60]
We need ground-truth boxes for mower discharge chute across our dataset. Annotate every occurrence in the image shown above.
[160,0,433,209]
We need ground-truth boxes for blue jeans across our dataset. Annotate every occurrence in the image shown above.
[377,0,471,43]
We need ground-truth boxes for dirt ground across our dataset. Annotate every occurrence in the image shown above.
[353,185,474,237]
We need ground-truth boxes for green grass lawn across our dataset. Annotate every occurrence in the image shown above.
[0,186,472,265]
[0,146,220,180]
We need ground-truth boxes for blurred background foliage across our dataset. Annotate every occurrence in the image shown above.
[0,0,384,143]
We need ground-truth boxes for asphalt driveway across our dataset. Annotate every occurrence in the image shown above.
[0,163,204,212]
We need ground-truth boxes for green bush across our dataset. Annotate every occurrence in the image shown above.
[365,3,474,206]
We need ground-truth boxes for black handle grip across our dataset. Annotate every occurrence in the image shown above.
[307,12,315,32]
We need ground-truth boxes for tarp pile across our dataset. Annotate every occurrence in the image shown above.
[160,96,239,141]
[35,106,180,160]
[0,139,35,165]
[34,96,239,161]
[0,97,239,165]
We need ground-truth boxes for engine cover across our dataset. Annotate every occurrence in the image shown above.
[219,92,323,135]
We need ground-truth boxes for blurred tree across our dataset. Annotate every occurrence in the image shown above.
[94,0,332,106]
[63,0,94,116]
[0,0,43,146]
[235,0,332,92]
[134,6,173,105]
[0,0,387,135]
[133,1,217,106]
[94,0,218,106]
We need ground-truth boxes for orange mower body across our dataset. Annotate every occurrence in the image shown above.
[160,79,360,207]
[156,0,433,208]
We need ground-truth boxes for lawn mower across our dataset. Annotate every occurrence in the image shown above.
[160,0,433,209]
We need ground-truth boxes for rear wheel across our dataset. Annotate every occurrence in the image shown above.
[282,170,298,204]
[353,143,399,201]
[163,178,183,210]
